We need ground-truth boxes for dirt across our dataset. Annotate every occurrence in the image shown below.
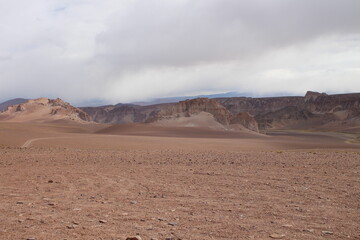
[0,122,359,240]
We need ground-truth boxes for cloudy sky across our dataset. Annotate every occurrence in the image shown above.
[0,0,359,105]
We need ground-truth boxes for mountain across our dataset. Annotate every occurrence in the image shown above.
[81,91,360,133]
[0,98,28,111]
[0,98,91,123]
[82,98,259,132]
[217,91,360,131]
[131,92,245,106]
[146,98,259,132]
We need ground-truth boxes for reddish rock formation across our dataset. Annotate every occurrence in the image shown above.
[80,91,359,131]
[0,98,91,123]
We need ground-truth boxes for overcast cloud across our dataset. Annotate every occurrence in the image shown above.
[0,0,359,105]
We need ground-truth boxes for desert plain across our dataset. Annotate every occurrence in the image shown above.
[0,121,359,240]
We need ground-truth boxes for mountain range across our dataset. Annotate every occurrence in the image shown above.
[1,91,359,133]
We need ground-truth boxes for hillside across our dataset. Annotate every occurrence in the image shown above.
[0,98,28,111]
[0,98,91,123]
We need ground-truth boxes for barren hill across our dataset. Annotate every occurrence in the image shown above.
[0,98,91,123]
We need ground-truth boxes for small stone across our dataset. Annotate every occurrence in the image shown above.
[48,180,53,183]
[126,236,142,240]
[282,224,293,228]
[168,222,177,226]
[269,233,286,239]
[16,201,24,204]
[322,231,333,235]
[26,238,35,240]
[66,225,75,229]
[99,219,107,223]
[303,229,314,233]
[130,201,137,204]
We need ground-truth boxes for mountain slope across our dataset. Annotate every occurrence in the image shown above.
[0,98,91,123]
[0,98,28,111]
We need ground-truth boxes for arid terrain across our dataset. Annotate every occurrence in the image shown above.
[0,120,359,240]
[0,94,359,240]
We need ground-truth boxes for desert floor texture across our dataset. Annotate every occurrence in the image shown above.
[0,122,359,240]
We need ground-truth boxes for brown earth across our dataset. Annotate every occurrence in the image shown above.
[0,122,359,240]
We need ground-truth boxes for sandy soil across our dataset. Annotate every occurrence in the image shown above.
[0,122,359,240]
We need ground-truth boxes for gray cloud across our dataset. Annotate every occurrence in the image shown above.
[96,0,360,67]
[0,0,359,104]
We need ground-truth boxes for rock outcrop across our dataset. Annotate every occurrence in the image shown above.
[0,98,91,123]
[216,91,360,130]
[0,98,28,111]
[147,98,258,132]
[82,98,259,132]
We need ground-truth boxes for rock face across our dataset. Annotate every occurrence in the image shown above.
[80,91,360,131]
[0,98,91,123]
[216,96,306,116]
[82,98,259,132]
[216,91,360,130]
[81,103,168,124]
[148,98,233,125]
[230,112,259,132]
[147,98,258,132]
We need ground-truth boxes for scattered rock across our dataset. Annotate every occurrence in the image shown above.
[126,236,142,240]
[322,231,334,235]
[168,222,177,226]
[282,224,292,228]
[130,201,137,204]
[48,180,53,183]
[26,238,35,240]
[66,225,75,229]
[99,219,107,223]
[269,233,286,239]
[16,201,24,204]
[303,229,314,233]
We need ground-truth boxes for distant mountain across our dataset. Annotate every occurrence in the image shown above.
[131,92,246,106]
[0,98,28,111]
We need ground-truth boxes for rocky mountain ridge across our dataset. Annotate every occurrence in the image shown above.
[1,91,359,132]
[81,91,360,131]
[0,98,91,123]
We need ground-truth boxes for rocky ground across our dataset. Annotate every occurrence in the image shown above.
[0,132,359,239]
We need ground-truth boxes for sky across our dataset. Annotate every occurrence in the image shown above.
[0,0,359,105]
